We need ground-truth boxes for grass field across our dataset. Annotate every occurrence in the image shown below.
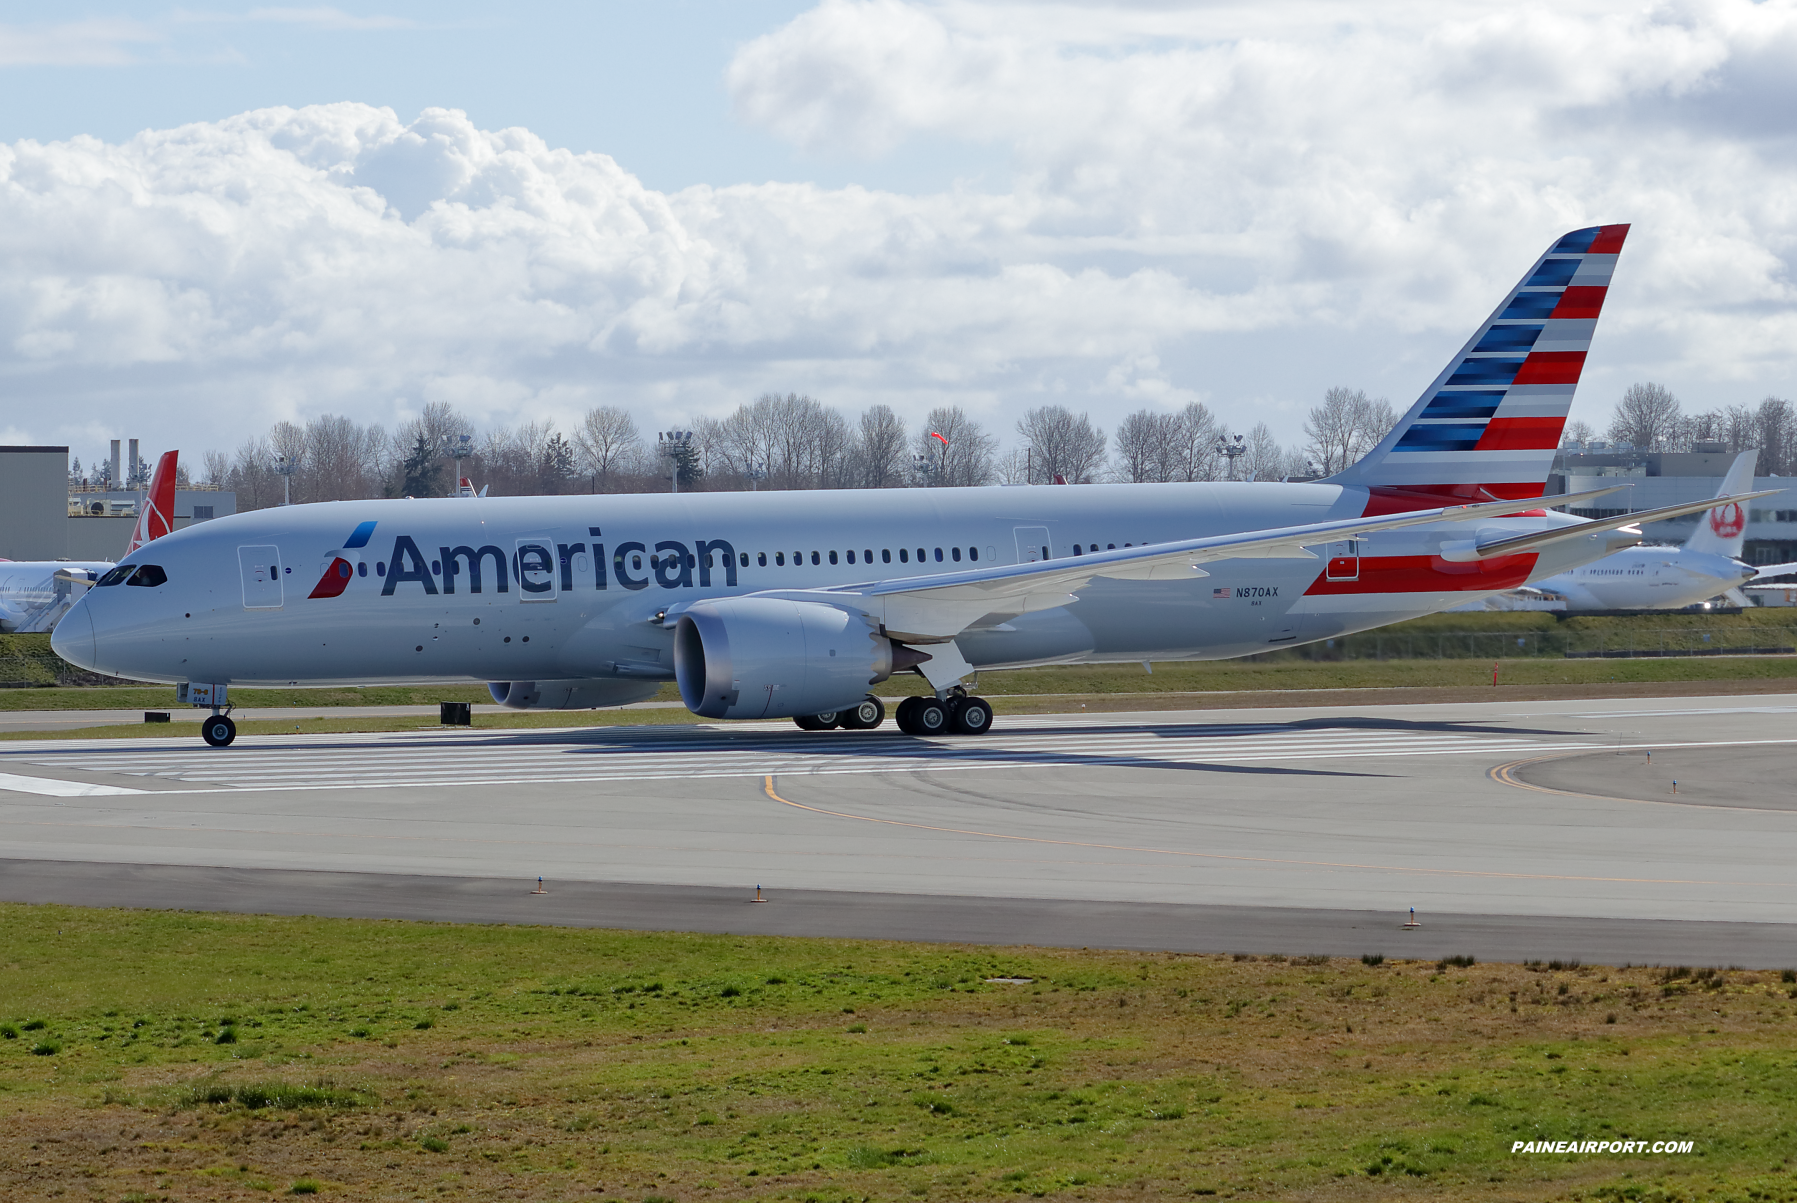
[2,904,1793,1202]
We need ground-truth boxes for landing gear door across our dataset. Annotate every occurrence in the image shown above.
[238,545,283,609]
[515,539,558,601]
[1014,527,1051,564]
[1325,539,1360,582]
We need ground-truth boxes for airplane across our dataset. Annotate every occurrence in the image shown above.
[0,450,178,634]
[1501,450,1797,610]
[52,224,1778,747]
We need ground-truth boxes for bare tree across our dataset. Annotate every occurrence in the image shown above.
[1242,422,1292,482]
[1607,382,1682,450]
[1562,419,1595,447]
[851,405,908,489]
[1756,396,1794,476]
[574,406,643,492]
[200,449,230,486]
[916,407,998,487]
[303,414,386,502]
[1304,387,1398,474]
[1171,402,1222,481]
[1016,405,1107,484]
[1113,410,1185,483]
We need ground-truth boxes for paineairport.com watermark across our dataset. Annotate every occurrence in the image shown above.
[1513,1140,1695,1155]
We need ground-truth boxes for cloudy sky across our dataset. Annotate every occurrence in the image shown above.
[2,0,1794,468]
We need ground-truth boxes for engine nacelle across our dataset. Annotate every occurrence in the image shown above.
[674,598,892,720]
[487,679,663,710]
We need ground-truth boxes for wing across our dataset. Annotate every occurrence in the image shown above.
[729,485,1632,642]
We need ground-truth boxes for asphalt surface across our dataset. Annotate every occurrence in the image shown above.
[2,694,1796,964]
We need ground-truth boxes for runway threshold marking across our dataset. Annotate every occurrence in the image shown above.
[758,776,1771,887]
[0,772,146,797]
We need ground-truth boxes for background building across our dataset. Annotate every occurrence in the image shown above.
[1550,442,1797,566]
[1,446,234,563]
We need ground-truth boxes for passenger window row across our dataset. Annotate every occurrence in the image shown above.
[750,547,984,568]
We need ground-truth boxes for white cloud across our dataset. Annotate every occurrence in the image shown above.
[0,19,164,66]
[2,0,1796,466]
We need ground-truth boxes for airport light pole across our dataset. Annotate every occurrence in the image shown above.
[659,430,693,495]
[443,432,472,496]
[1216,433,1246,481]
[273,453,299,506]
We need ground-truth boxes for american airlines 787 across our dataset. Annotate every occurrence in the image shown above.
[51,225,1771,745]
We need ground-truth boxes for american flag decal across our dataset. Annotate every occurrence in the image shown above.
[1213,587,1231,599]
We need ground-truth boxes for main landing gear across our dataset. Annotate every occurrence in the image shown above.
[791,691,994,736]
[895,691,992,737]
[200,712,237,747]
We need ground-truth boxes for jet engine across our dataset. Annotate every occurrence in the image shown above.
[674,598,897,720]
[487,679,664,710]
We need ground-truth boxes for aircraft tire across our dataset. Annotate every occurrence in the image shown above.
[894,696,922,733]
[949,696,993,735]
[794,711,841,731]
[838,696,885,730]
[909,697,950,736]
[201,715,237,747]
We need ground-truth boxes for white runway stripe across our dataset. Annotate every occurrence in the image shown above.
[0,721,1590,793]
[0,771,146,797]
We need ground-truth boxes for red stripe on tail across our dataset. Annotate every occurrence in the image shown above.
[1512,351,1586,386]
[1586,224,1630,255]
[1476,417,1566,452]
[1550,286,1607,320]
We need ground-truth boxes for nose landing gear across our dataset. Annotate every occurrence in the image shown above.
[200,713,237,747]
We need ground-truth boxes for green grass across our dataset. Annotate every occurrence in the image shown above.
[3,903,1797,1200]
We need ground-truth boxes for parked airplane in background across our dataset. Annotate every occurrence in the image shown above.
[53,225,1776,746]
[1508,450,1797,610]
[0,451,178,634]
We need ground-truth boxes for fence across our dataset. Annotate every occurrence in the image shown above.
[1269,627,1797,662]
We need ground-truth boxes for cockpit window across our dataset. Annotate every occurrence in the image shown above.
[125,565,168,587]
[96,564,135,587]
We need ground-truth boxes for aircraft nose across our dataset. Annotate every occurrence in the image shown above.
[51,597,98,672]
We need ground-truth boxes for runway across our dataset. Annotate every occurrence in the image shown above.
[2,693,1796,964]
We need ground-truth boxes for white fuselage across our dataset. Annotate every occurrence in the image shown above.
[52,481,1621,693]
[0,562,112,634]
[1528,546,1754,610]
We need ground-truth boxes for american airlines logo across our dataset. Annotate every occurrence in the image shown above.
[307,521,743,599]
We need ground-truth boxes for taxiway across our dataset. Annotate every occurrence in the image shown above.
[2,693,1794,964]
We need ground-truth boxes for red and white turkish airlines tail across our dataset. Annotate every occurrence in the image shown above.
[1328,224,1630,511]
[125,450,179,556]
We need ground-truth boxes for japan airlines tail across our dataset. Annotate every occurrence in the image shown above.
[53,225,1775,746]
[0,451,181,634]
[1510,450,1781,611]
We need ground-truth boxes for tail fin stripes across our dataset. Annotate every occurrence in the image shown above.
[1328,223,1629,510]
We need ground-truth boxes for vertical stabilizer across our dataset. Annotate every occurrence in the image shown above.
[125,450,179,555]
[1681,449,1757,558]
[1328,224,1629,509]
